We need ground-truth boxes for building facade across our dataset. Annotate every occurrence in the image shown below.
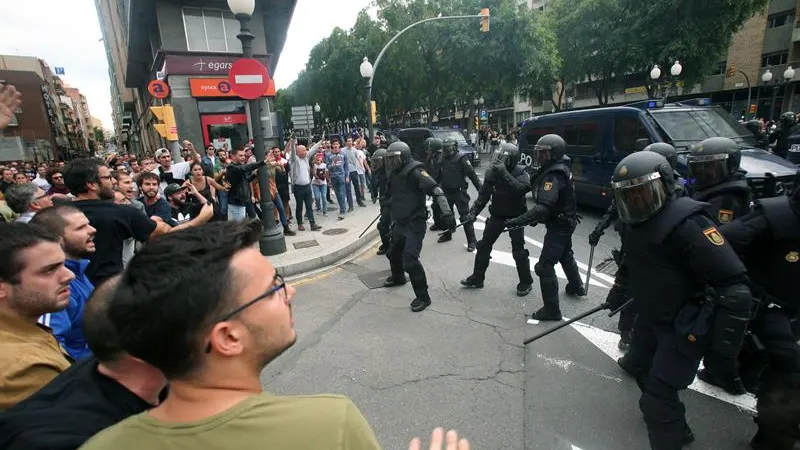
[95,0,297,156]
[514,0,800,123]
[65,87,96,153]
[0,55,88,162]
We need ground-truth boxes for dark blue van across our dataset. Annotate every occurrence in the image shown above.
[518,100,798,208]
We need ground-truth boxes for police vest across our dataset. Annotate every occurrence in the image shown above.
[693,178,750,224]
[389,161,427,223]
[439,152,469,192]
[374,170,390,206]
[623,197,709,323]
[533,160,577,222]
[489,165,528,218]
[746,196,800,309]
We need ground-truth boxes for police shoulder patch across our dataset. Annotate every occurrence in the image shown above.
[420,170,430,178]
[702,226,725,246]
[787,251,799,263]
[543,181,553,191]
[718,209,734,223]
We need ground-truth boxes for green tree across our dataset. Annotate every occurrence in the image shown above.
[92,127,105,145]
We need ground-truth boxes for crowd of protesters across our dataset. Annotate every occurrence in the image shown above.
[0,82,469,449]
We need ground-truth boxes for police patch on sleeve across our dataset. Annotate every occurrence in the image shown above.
[717,209,734,223]
[787,251,799,263]
[420,170,430,178]
[543,181,553,191]
[702,227,725,246]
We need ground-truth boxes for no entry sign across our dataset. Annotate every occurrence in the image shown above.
[228,58,272,100]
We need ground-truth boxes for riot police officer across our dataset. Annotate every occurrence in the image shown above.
[505,134,585,321]
[718,184,800,450]
[745,120,770,150]
[688,137,751,225]
[436,139,482,251]
[460,143,534,296]
[609,151,752,450]
[770,111,798,159]
[383,141,456,312]
[425,138,445,232]
[371,148,391,255]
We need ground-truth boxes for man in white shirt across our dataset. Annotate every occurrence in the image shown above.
[288,139,321,231]
[32,165,51,191]
[150,146,199,196]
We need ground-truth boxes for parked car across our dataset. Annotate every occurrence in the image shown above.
[397,127,478,165]
[518,99,798,208]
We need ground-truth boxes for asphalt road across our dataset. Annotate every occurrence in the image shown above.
[260,164,757,450]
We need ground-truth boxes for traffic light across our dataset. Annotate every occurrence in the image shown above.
[370,101,377,125]
[473,117,479,129]
[479,8,490,33]
[726,63,737,79]
[150,105,178,141]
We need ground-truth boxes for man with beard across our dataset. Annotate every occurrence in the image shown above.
[64,158,169,285]
[78,221,385,449]
[31,206,97,361]
[162,182,214,229]
[0,223,74,409]
[151,147,200,196]
[138,172,171,222]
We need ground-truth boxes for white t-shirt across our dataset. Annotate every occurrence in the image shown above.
[151,161,192,195]
[355,149,367,175]
[312,162,328,186]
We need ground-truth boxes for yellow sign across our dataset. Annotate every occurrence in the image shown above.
[150,105,178,141]
[787,251,799,263]
[703,227,725,246]
[718,209,734,223]
[624,86,647,95]
[543,181,553,191]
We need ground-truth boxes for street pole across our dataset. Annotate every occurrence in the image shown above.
[235,12,286,256]
[736,70,752,120]
[365,82,372,143]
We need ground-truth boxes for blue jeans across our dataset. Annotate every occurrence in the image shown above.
[312,184,328,214]
[346,171,362,208]
[227,204,247,222]
[273,197,288,227]
[217,190,228,218]
[331,176,347,215]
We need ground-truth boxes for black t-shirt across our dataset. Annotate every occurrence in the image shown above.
[142,197,171,223]
[0,358,153,450]
[74,200,156,285]
[168,202,203,227]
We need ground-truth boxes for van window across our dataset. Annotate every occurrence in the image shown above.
[563,121,601,156]
[522,125,557,151]
[614,117,649,154]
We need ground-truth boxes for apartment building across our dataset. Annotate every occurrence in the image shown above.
[95,0,297,156]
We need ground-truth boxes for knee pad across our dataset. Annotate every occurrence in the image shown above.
[534,261,555,277]
[512,249,529,261]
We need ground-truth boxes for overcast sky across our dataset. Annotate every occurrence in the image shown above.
[0,0,372,130]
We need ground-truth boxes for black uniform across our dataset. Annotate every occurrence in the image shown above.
[461,149,533,295]
[610,151,752,450]
[383,142,455,312]
[371,149,391,254]
[688,137,752,225]
[770,112,798,160]
[425,139,445,231]
[720,195,800,450]
[436,143,481,248]
[692,174,751,224]
[507,136,584,321]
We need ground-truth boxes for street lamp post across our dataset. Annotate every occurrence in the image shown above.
[360,57,374,141]
[227,0,285,255]
[761,67,793,120]
[314,103,321,135]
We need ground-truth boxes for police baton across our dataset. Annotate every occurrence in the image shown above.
[438,218,475,237]
[523,303,609,345]
[358,213,382,239]
[584,244,596,296]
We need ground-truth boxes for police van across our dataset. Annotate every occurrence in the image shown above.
[518,99,798,208]
[397,127,477,165]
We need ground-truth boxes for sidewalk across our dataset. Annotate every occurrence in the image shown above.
[270,196,382,278]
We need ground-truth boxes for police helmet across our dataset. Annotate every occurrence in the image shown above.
[385,141,412,173]
[745,120,762,136]
[687,137,741,189]
[426,137,443,155]
[371,148,387,171]
[532,134,566,170]
[643,142,678,170]
[611,151,674,224]
[494,143,521,171]
[442,139,458,157]
[781,111,797,127]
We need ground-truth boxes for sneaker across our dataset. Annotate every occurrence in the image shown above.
[358,202,367,207]
[323,212,328,217]
[516,283,532,296]
[531,307,562,321]
[410,297,431,312]
[338,215,345,221]
[310,224,322,231]
[348,207,354,213]
[460,276,484,288]
[298,224,305,231]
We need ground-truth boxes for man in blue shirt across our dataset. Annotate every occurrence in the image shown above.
[323,139,349,220]
[31,205,96,360]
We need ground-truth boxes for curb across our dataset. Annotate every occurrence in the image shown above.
[275,227,380,278]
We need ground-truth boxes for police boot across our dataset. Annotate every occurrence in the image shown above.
[377,245,389,255]
[565,282,586,296]
[409,270,431,312]
[464,222,477,252]
[437,231,452,243]
[516,284,532,296]
[429,223,441,231]
[532,277,562,321]
[460,275,484,288]
[697,365,747,396]
[383,274,408,288]
[618,330,632,351]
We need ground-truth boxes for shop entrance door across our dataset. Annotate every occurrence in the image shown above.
[200,114,249,151]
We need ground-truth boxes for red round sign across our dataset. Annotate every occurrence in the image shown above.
[228,58,271,100]
[147,80,170,99]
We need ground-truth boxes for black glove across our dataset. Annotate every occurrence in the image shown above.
[463,210,477,224]
[588,228,604,246]
[442,213,457,231]
[505,216,526,229]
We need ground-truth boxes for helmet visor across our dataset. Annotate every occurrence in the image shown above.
[494,149,517,170]
[384,151,403,172]
[533,145,552,169]
[688,153,729,188]
[612,173,669,224]
[371,155,384,171]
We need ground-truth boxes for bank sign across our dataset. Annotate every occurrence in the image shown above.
[163,54,272,76]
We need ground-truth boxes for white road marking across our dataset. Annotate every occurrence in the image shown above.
[486,246,609,288]
[531,318,758,414]
[536,353,623,383]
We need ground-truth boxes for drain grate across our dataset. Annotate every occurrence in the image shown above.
[359,270,393,289]
[293,239,319,249]
[322,228,348,236]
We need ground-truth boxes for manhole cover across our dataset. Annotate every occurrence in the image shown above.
[293,239,319,249]
[359,270,393,289]
[322,228,348,236]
